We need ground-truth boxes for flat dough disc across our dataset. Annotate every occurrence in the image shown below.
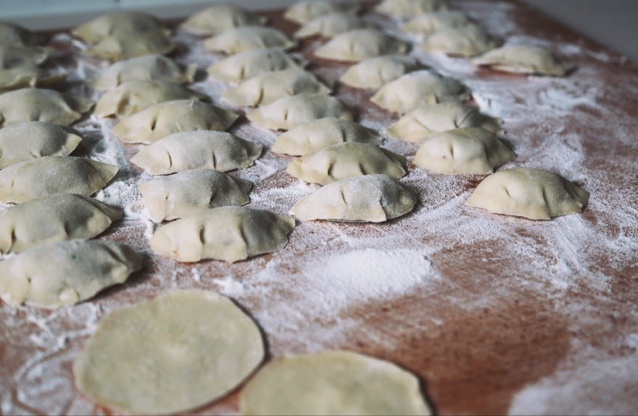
[73,289,264,414]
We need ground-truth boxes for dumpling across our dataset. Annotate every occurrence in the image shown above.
[422,24,500,57]
[340,55,419,89]
[0,45,48,68]
[272,118,382,156]
[0,22,44,47]
[287,142,407,185]
[0,46,64,91]
[294,13,369,39]
[222,69,331,107]
[284,0,359,24]
[207,49,304,84]
[0,88,93,127]
[247,94,353,131]
[72,11,169,44]
[149,206,295,263]
[290,174,417,222]
[94,80,202,118]
[314,29,408,62]
[203,27,296,55]
[413,127,515,174]
[0,121,82,168]
[371,70,468,114]
[91,54,197,91]
[85,30,175,61]
[471,44,575,76]
[0,194,121,254]
[181,4,267,35]
[375,0,448,18]
[140,169,253,223]
[130,131,262,175]
[0,156,118,203]
[112,100,239,144]
[387,102,502,143]
[402,11,469,35]
[0,239,142,308]
[466,168,589,220]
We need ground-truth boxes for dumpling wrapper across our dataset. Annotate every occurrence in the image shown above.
[203,27,296,55]
[0,88,93,127]
[287,142,407,185]
[314,29,408,63]
[0,64,65,91]
[0,194,121,254]
[371,70,468,114]
[0,156,118,203]
[0,121,82,168]
[73,290,264,414]
[291,174,417,222]
[375,0,447,18]
[94,80,202,118]
[471,44,575,76]
[72,11,170,44]
[340,55,419,90]
[240,350,431,416]
[422,24,500,57]
[466,168,590,220]
[85,30,175,61]
[112,100,238,144]
[414,127,515,174]
[387,102,502,143]
[131,131,263,175]
[284,0,359,24]
[247,94,353,131]
[272,117,382,156]
[222,69,331,107]
[402,11,469,35]
[207,48,305,84]
[150,206,295,263]
[0,45,48,68]
[0,22,44,47]
[140,169,253,223]
[294,12,369,39]
[181,4,267,36]
[0,239,141,308]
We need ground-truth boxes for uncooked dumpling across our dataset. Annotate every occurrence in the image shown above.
[73,290,264,414]
[371,70,467,114]
[130,131,262,175]
[471,44,575,76]
[0,194,121,254]
[0,239,141,308]
[314,29,408,62]
[291,174,417,222]
[240,350,431,416]
[0,46,59,91]
[375,0,447,18]
[287,142,407,185]
[247,94,353,131]
[0,121,82,168]
[284,0,359,24]
[466,168,590,220]
[340,55,419,89]
[72,11,169,44]
[0,22,43,47]
[222,69,331,107]
[402,11,469,35]
[413,127,515,174]
[112,100,238,144]
[387,102,501,143]
[272,118,382,156]
[85,30,174,61]
[422,24,500,57]
[140,169,253,223]
[207,48,304,84]
[0,88,93,127]
[0,156,118,203]
[294,12,369,39]
[94,80,201,118]
[203,27,296,55]
[181,4,266,36]
[150,206,295,263]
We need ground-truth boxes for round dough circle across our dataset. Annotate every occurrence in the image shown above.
[73,290,264,414]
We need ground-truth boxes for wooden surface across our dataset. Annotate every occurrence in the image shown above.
[1,1,638,415]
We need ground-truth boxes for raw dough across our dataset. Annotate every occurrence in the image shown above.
[0,194,121,254]
[290,174,417,222]
[130,131,263,175]
[0,156,118,203]
[149,206,295,263]
[402,11,469,35]
[112,99,238,144]
[287,142,407,185]
[471,44,575,76]
[413,127,515,174]
[340,55,420,89]
[240,350,431,415]
[466,167,590,220]
[72,11,169,44]
[181,4,266,36]
[272,117,382,156]
[294,12,370,39]
[73,290,264,413]
[247,94,353,131]
[203,27,296,55]
[84,30,174,61]
[140,169,253,223]
[314,29,408,63]
[0,239,141,308]
[284,0,359,24]
[421,24,500,57]
[375,0,447,18]
[0,88,92,127]
[0,46,62,91]
[0,22,43,47]
[207,48,304,84]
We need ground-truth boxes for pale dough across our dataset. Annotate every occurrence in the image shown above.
[402,11,469,35]
[284,0,359,24]
[471,44,575,76]
[72,11,169,44]
[375,0,447,18]
[203,27,296,55]
[84,30,175,61]
[314,29,408,63]
[421,24,500,57]
[0,22,43,47]
[207,49,304,84]
[0,88,93,127]
[340,55,420,90]
[180,4,266,36]
[294,12,370,39]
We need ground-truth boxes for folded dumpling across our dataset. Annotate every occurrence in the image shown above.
[207,49,304,84]
[181,4,267,35]
[0,46,63,91]
[294,13,369,39]
[0,88,93,127]
[204,27,296,55]
[314,29,408,63]
[284,0,359,24]
[340,55,419,89]
[471,44,575,76]
[402,11,469,35]
[85,30,175,61]
[375,0,448,18]
[422,24,500,57]
[73,11,169,44]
